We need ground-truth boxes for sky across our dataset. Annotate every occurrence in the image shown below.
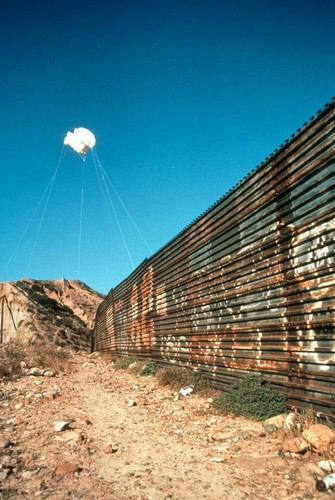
[1,0,334,295]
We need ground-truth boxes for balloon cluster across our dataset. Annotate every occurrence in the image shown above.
[64,127,96,157]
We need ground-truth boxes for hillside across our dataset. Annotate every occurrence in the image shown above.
[0,279,104,350]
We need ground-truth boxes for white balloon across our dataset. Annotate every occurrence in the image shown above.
[64,127,96,156]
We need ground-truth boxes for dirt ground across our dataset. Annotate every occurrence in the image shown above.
[0,351,334,499]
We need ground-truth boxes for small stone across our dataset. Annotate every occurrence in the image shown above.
[136,397,147,406]
[55,430,83,443]
[28,367,44,376]
[0,469,11,480]
[104,443,119,454]
[127,399,137,407]
[54,420,73,432]
[55,462,81,475]
[43,389,60,400]
[210,457,225,463]
[0,438,11,449]
[43,370,56,377]
[318,460,335,473]
[240,431,250,439]
[264,424,278,434]
[22,470,34,479]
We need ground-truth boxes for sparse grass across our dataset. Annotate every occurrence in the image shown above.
[27,340,70,372]
[294,408,317,432]
[0,339,26,378]
[113,355,138,369]
[112,357,159,376]
[212,375,288,421]
[156,365,209,393]
[0,338,71,379]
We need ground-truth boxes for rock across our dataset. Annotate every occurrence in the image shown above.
[282,436,310,453]
[104,443,119,454]
[127,399,137,407]
[22,470,34,479]
[318,460,335,473]
[210,457,225,463]
[302,424,335,452]
[0,438,11,449]
[264,413,287,428]
[55,430,83,443]
[239,431,251,440]
[264,424,278,434]
[0,469,11,480]
[54,420,73,432]
[55,462,82,475]
[42,388,60,400]
[283,412,299,431]
[28,367,44,376]
[264,412,298,432]
[136,397,148,406]
[43,370,56,377]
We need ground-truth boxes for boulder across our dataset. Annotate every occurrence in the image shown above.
[302,424,335,452]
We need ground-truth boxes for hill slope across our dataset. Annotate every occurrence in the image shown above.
[0,279,104,350]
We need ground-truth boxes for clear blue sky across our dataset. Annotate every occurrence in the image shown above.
[1,0,334,295]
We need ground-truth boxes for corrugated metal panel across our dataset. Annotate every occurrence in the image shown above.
[94,98,335,415]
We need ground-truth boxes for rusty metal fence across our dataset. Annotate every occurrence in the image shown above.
[94,99,335,415]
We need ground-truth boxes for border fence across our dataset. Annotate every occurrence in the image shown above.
[93,99,335,415]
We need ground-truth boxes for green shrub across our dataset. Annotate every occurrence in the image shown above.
[139,360,158,376]
[212,375,287,421]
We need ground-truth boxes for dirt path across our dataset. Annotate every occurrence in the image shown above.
[0,352,332,499]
